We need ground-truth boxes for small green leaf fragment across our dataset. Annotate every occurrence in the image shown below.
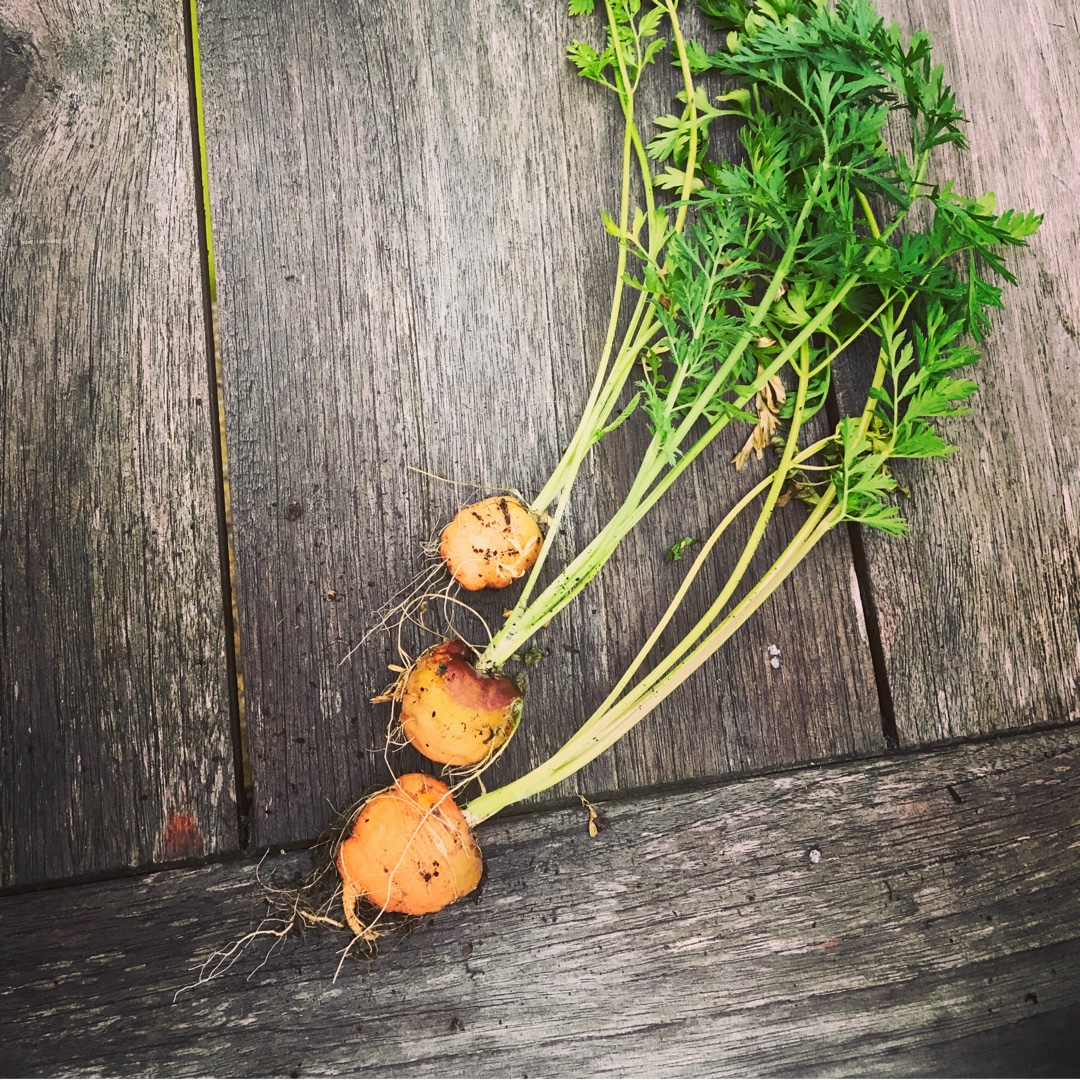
[521,646,545,668]
[665,537,699,562]
[601,208,628,239]
[716,87,751,115]
[655,166,704,192]
[590,392,641,447]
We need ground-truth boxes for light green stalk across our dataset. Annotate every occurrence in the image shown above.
[465,185,925,815]
[464,334,869,823]
[480,263,854,670]
[500,0,701,625]
[479,141,937,672]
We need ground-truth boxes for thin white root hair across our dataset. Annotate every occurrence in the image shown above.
[352,475,531,664]
[368,585,492,708]
[173,851,346,1000]
[405,464,532,511]
[341,560,447,666]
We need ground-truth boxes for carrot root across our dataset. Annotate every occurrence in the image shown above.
[440,496,543,590]
[336,774,483,921]
[399,639,522,766]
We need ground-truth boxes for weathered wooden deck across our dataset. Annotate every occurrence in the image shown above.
[1,0,1078,1074]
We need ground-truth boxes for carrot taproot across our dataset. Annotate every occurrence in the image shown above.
[398,639,522,766]
[336,774,483,931]
[439,495,542,591]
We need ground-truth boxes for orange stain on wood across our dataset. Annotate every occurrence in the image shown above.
[162,811,205,859]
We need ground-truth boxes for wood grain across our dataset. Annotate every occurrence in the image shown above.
[197,0,883,850]
[0,0,236,885]
[836,0,1080,744]
[1,729,1077,1077]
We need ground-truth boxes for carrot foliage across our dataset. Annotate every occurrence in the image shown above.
[464,0,1040,821]
[483,0,1041,668]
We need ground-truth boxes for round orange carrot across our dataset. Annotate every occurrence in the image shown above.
[399,640,522,766]
[439,496,542,591]
[337,774,483,928]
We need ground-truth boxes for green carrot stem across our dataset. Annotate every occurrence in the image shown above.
[592,344,817,717]
[484,161,934,671]
[464,489,840,824]
[469,287,912,816]
[462,11,1010,828]
[608,342,815,709]
[530,66,639,517]
[480,260,854,669]
[666,0,698,234]
[529,0,697,521]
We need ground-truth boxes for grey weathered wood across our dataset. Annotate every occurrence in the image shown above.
[841,0,1080,745]
[198,0,883,851]
[1,729,1078,1077]
[0,0,237,885]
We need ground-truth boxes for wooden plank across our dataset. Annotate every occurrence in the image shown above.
[197,0,883,851]
[1,728,1078,1077]
[0,0,237,885]
[836,0,1080,744]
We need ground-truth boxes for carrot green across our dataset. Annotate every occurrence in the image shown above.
[465,0,1040,820]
